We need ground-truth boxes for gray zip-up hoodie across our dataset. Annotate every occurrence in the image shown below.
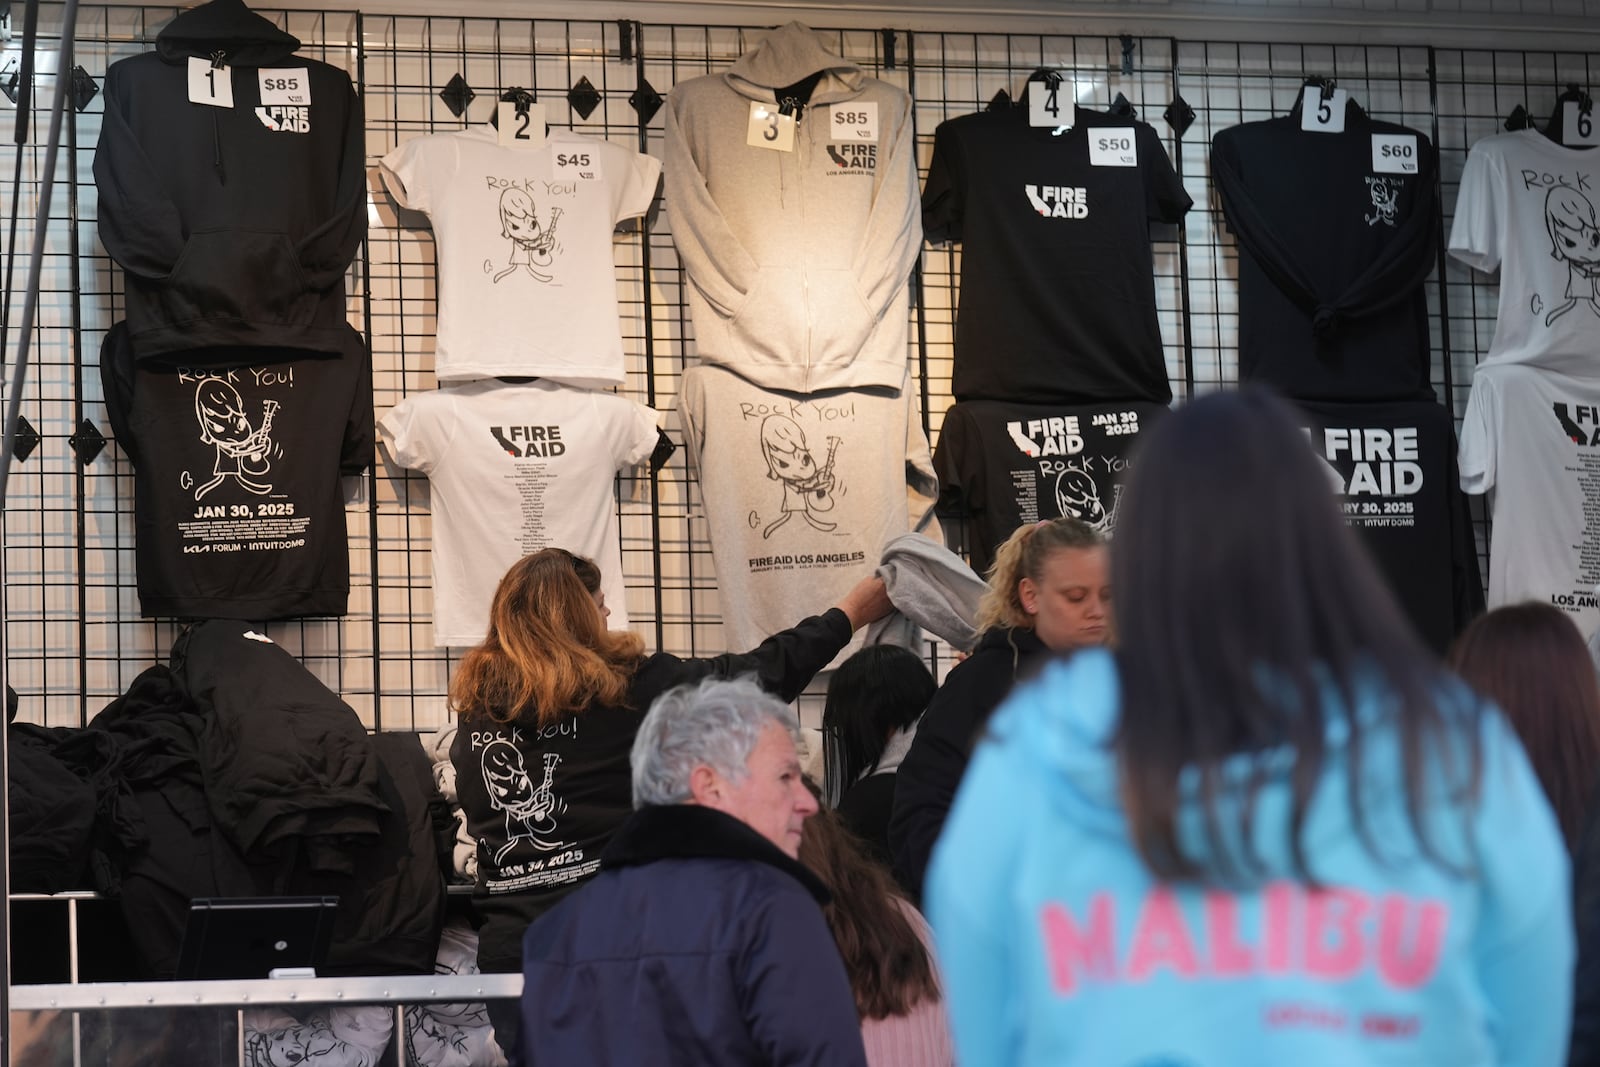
[665,23,920,393]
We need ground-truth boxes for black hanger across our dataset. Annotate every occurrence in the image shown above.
[1543,83,1594,146]
[489,87,541,132]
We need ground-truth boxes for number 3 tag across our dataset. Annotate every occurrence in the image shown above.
[499,101,547,149]
[258,68,310,107]
[747,101,796,153]
[187,56,234,109]
[1565,101,1600,147]
[1301,88,1348,134]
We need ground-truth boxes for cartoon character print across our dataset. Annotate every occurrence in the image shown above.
[1365,178,1400,227]
[759,415,842,539]
[491,187,562,284]
[404,949,494,1067]
[246,1022,339,1067]
[1054,462,1110,532]
[1538,186,1600,327]
[191,379,278,501]
[480,740,568,863]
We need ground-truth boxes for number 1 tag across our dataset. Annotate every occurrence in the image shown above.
[829,102,878,142]
[746,101,795,153]
[1029,82,1071,129]
[1371,133,1418,174]
[499,101,547,149]
[1564,101,1600,147]
[1089,127,1138,167]
[1300,88,1348,134]
[187,56,234,109]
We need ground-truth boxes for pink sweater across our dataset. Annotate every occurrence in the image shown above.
[859,899,956,1067]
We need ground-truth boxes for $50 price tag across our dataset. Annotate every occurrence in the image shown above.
[1371,133,1418,174]
[553,148,603,181]
[1089,127,1138,167]
[829,102,878,141]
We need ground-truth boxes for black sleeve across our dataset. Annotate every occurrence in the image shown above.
[294,74,368,290]
[1211,124,1439,329]
[1446,426,1486,634]
[1140,122,1193,224]
[339,334,375,476]
[93,62,187,281]
[932,403,980,514]
[636,608,853,706]
[98,323,141,468]
[921,118,967,244]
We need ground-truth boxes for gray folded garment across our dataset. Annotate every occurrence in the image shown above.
[865,533,989,653]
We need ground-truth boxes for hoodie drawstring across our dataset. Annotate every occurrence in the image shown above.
[209,50,227,184]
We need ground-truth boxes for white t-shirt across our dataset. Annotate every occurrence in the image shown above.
[1459,360,1600,638]
[378,380,659,646]
[1448,129,1600,371]
[379,128,662,386]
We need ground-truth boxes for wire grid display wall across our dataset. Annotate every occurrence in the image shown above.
[0,6,1590,728]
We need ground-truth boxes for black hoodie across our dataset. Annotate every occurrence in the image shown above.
[94,0,366,360]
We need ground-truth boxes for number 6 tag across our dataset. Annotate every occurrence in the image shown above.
[746,101,795,153]
[1565,101,1600,147]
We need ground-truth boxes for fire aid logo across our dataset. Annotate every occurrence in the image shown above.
[488,425,566,458]
[1026,184,1088,219]
[1553,402,1600,446]
[825,143,877,173]
[255,105,310,133]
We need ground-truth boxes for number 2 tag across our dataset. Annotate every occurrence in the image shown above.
[1371,133,1418,174]
[829,102,878,142]
[1301,88,1348,134]
[747,101,795,153]
[499,101,547,149]
[258,68,310,107]
[1089,127,1137,167]
[1029,82,1071,130]
[1565,101,1600,147]
[187,56,234,109]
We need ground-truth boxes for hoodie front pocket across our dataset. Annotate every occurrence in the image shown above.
[728,267,874,365]
[161,229,312,326]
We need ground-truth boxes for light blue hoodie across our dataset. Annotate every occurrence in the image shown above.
[926,649,1573,1067]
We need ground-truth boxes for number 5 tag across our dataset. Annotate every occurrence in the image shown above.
[1301,88,1348,134]
[746,101,795,153]
[188,56,234,109]
[1565,101,1600,147]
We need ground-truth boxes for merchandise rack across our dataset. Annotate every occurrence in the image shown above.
[0,4,1590,734]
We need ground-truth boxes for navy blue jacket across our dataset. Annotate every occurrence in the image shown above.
[520,804,868,1066]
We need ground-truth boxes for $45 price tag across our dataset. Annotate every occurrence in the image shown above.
[829,102,878,141]
[1089,128,1137,167]
[1371,133,1418,174]
[553,147,603,182]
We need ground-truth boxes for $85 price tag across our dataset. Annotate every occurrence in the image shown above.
[258,68,310,107]
[829,102,878,142]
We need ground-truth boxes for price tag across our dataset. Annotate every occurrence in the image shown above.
[187,56,234,109]
[1029,81,1071,129]
[498,101,547,149]
[1565,100,1600,147]
[1089,127,1138,167]
[1371,133,1418,174]
[1300,88,1348,134]
[258,68,310,107]
[746,100,795,153]
[829,101,878,142]
[553,147,603,182]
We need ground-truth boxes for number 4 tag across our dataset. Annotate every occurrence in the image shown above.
[1029,81,1072,130]
[1565,101,1600,147]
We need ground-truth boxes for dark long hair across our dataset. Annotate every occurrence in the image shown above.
[1112,388,1479,884]
[821,646,935,807]
[798,789,941,1020]
[1452,602,1600,847]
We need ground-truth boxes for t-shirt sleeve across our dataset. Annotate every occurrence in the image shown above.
[933,404,982,512]
[607,396,662,470]
[1141,122,1193,224]
[340,342,375,476]
[1448,141,1500,274]
[377,393,451,475]
[922,119,967,244]
[1457,371,1498,495]
[378,133,435,214]
[614,146,663,225]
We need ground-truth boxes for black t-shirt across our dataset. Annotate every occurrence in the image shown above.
[1297,398,1483,652]
[100,321,372,619]
[923,102,1192,406]
[1212,94,1438,401]
[934,398,1167,575]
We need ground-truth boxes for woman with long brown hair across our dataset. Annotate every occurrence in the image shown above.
[449,547,891,1062]
[799,791,953,1067]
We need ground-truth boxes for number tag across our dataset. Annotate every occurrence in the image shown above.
[1565,101,1600,147]
[553,148,602,182]
[829,101,878,141]
[257,68,310,107]
[1300,88,1348,134]
[1371,133,1418,174]
[187,56,234,109]
[746,101,795,152]
[1089,127,1138,167]
[1029,81,1071,130]
[498,101,547,149]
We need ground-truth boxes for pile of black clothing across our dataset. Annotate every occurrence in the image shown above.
[8,620,449,978]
